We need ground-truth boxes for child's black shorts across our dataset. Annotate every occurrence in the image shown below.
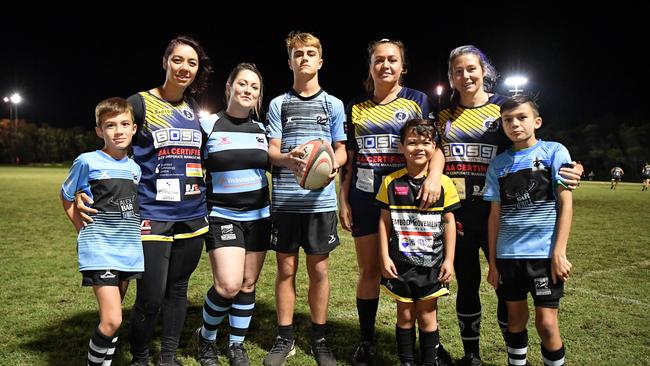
[204,216,271,252]
[381,264,449,303]
[270,211,339,255]
[496,258,564,308]
[82,270,141,286]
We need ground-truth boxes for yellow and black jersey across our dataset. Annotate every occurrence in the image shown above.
[346,87,433,196]
[436,93,510,227]
[376,169,460,267]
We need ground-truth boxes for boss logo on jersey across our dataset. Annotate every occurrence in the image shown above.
[153,128,202,148]
[356,134,400,151]
[443,143,497,163]
[483,117,500,132]
[182,108,195,120]
[185,183,201,196]
[393,109,409,123]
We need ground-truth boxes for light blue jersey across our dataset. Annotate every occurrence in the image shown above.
[61,150,144,272]
[267,89,346,213]
[483,140,571,259]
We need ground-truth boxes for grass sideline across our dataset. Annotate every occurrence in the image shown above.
[0,166,649,365]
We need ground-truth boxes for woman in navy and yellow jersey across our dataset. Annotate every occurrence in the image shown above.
[436,45,582,366]
[194,63,269,366]
[339,38,448,366]
[77,35,213,366]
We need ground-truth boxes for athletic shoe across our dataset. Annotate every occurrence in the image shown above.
[196,328,220,366]
[263,336,295,366]
[227,342,250,366]
[311,337,337,366]
[352,340,376,365]
[436,343,456,366]
[458,352,482,366]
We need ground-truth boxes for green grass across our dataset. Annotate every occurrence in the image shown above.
[1,166,649,365]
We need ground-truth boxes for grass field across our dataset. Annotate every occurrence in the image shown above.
[1,166,649,365]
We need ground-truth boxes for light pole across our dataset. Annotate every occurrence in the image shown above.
[3,93,22,164]
[504,76,527,96]
[435,85,443,110]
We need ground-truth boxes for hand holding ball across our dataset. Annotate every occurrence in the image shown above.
[294,139,336,190]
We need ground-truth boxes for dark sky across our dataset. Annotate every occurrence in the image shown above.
[1,11,645,129]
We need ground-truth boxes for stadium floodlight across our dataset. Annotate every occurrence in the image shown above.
[505,76,528,96]
[198,109,211,119]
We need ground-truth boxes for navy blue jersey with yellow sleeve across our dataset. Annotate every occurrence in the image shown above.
[346,87,433,196]
[128,91,207,222]
[436,94,510,228]
[376,169,460,267]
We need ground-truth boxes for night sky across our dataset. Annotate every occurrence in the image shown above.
[1,11,645,130]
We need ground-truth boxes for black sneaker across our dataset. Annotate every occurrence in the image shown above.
[196,328,220,366]
[311,338,336,366]
[436,343,455,366]
[157,358,183,366]
[458,353,482,366]
[263,336,296,366]
[352,340,376,365]
[130,359,150,366]
[227,342,250,366]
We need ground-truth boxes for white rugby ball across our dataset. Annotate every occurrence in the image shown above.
[295,139,335,190]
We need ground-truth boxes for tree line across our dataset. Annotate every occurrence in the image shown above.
[1,117,648,181]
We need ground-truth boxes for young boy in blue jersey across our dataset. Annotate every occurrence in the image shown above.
[61,97,143,366]
[484,95,573,366]
[377,118,460,366]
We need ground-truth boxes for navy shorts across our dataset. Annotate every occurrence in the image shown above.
[496,258,564,308]
[82,269,141,286]
[270,211,339,255]
[140,216,209,242]
[204,216,271,252]
[348,188,381,237]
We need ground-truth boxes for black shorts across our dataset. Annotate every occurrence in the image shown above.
[140,216,209,242]
[611,176,622,182]
[496,259,564,308]
[270,211,340,255]
[348,189,381,237]
[204,216,271,252]
[82,269,142,286]
[381,264,449,303]
[642,174,650,180]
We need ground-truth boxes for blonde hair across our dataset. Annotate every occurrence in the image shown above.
[95,97,134,127]
[285,31,322,58]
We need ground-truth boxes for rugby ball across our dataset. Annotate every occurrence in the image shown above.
[295,139,335,190]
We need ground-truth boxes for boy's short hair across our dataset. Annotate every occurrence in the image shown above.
[399,118,438,143]
[285,31,322,58]
[500,94,540,117]
[95,97,134,127]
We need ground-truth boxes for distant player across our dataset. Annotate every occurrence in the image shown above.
[610,166,624,189]
[641,162,650,191]
[61,97,143,366]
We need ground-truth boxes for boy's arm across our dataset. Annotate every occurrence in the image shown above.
[327,141,347,179]
[438,211,456,284]
[268,138,307,174]
[486,201,501,289]
[552,186,573,284]
[378,209,398,279]
[61,191,83,233]
[338,149,355,232]
[419,147,445,209]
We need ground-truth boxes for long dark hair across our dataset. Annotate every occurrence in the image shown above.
[163,35,213,95]
[447,45,498,106]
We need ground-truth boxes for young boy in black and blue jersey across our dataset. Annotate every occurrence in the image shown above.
[61,97,143,366]
[484,95,573,366]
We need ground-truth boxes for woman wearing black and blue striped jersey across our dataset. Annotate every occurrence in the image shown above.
[194,62,270,366]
